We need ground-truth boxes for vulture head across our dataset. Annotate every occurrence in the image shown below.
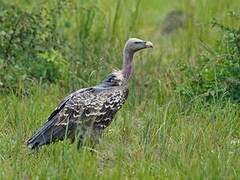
[124,38,153,53]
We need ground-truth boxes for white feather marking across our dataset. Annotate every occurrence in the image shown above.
[112,70,124,82]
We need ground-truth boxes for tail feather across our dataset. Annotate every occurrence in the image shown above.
[27,116,78,150]
[27,115,65,150]
[27,96,75,150]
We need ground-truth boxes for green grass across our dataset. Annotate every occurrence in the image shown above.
[0,0,240,179]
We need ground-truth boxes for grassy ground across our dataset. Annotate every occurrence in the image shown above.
[0,0,240,179]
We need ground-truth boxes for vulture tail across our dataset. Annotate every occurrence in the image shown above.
[27,114,69,150]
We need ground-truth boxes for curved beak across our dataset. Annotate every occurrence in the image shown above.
[145,41,153,48]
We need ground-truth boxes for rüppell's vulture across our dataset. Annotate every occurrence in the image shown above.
[27,38,153,150]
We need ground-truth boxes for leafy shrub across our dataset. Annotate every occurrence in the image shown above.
[176,11,240,101]
[0,0,143,93]
[0,1,69,91]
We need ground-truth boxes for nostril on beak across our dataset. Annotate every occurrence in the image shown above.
[145,41,153,48]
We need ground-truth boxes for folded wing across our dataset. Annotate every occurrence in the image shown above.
[27,86,128,150]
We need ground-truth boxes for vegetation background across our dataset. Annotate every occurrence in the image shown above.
[0,0,239,179]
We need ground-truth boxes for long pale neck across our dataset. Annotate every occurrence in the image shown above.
[122,49,134,80]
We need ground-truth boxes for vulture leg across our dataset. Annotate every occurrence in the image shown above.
[77,134,85,150]
[76,126,87,150]
[85,128,102,154]
[91,128,102,146]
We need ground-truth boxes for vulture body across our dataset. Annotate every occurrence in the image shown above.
[27,38,153,150]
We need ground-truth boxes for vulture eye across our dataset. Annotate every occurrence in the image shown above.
[134,41,142,44]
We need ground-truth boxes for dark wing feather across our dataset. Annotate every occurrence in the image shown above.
[94,87,129,129]
[57,86,128,127]
[27,88,92,149]
[27,86,128,149]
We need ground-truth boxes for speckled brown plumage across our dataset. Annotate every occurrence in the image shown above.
[27,38,152,150]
